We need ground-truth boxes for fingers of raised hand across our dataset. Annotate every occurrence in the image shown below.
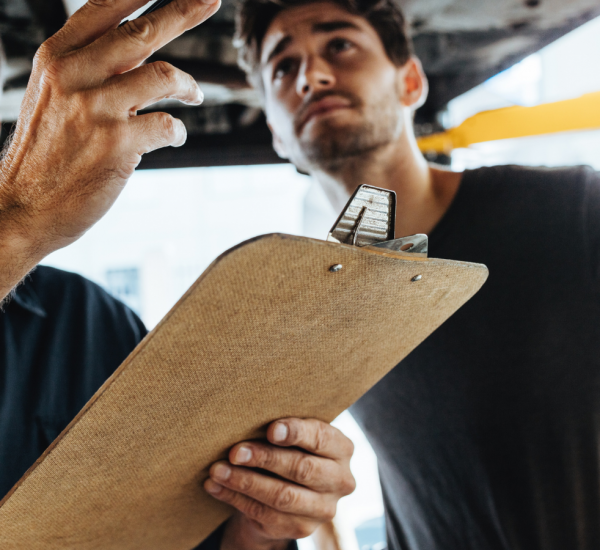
[208,490,319,541]
[268,419,355,461]
[46,0,151,55]
[228,442,354,495]
[109,61,203,113]
[128,111,187,153]
[84,0,220,79]
[206,462,338,520]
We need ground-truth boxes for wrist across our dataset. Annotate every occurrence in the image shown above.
[220,515,293,550]
[0,159,71,265]
[0,212,49,300]
[221,536,290,550]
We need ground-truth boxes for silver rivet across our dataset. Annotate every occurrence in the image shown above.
[411,275,423,282]
[329,264,343,273]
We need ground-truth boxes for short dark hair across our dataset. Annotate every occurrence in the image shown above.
[235,0,414,90]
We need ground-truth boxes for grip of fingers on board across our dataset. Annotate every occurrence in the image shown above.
[0,234,488,550]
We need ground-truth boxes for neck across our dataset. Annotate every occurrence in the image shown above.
[311,111,462,237]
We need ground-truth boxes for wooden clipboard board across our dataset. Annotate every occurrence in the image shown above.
[0,233,488,549]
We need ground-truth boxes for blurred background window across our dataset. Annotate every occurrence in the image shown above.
[105,268,142,316]
[446,16,600,172]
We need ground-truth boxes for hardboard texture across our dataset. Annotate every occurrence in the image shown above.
[0,234,488,550]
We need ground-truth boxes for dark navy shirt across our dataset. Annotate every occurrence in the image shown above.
[0,266,147,498]
[352,165,600,550]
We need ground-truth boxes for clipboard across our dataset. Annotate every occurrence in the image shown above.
[0,193,488,549]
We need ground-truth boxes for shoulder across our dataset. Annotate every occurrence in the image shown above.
[464,164,597,195]
[24,265,147,342]
[27,265,103,298]
[462,164,597,223]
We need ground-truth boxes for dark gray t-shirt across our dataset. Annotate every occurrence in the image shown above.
[351,165,600,550]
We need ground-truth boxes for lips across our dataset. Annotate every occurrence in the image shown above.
[298,95,353,132]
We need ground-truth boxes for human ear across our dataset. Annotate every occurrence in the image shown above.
[399,57,429,110]
[268,122,290,160]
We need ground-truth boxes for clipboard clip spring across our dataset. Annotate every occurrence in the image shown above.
[326,185,428,258]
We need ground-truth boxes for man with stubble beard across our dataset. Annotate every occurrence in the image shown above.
[223,0,600,548]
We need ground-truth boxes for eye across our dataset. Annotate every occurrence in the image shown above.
[327,37,353,55]
[273,58,296,80]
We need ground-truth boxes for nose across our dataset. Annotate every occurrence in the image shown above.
[296,55,336,97]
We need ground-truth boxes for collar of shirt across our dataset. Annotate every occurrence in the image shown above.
[11,281,47,318]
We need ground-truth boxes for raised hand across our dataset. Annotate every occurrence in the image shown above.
[0,0,219,300]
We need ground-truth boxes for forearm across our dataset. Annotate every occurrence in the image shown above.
[192,520,293,550]
[0,218,46,302]
[0,154,62,302]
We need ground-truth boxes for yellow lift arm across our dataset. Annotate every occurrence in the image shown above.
[417,91,600,154]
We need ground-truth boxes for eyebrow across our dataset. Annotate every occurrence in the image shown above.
[265,20,361,65]
[266,36,293,64]
[313,20,360,33]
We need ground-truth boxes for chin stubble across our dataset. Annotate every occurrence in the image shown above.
[297,95,402,172]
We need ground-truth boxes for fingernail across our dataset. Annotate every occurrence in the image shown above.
[173,121,187,148]
[196,87,204,104]
[235,446,252,464]
[273,423,289,443]
[213,463,231,481]
[205,479,223,494]
[200,0,219,5]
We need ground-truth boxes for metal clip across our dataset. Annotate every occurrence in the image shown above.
[326,185,428,258]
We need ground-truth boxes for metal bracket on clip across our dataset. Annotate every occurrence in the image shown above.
[326,185,428,258]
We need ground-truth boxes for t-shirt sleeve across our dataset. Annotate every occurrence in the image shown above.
[121,303,149,345]
[584,169,600,288]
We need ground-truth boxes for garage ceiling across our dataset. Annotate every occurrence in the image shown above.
[0,0,599,168]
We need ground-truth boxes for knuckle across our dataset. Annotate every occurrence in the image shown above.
[292,523,315,540]
[237,473,255,493]
[246,445,267,467]
[273,486,297,510]
[345,438,355,457]
[157,112,177,136]
[294,455,315,484]
[259,447,279,470]
[120,18,153,44]
[313,423,330,454]
[214,487,233,503]
[172,0,199,18]
[247,499,268,521]
[152,61,179,87]
[88,0,120,8]
[34,42,53,65]
[322,504,337,522]
[40,56,70,85]
[341,474,357,496]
